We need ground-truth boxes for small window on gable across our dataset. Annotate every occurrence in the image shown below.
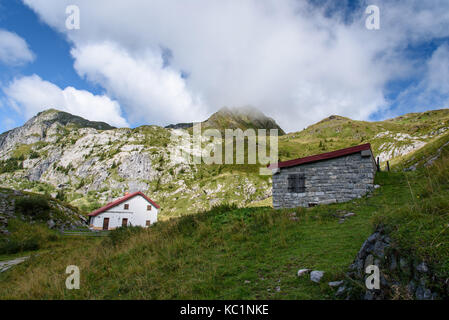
[288,174,305,193]
[147,205,152,211]
[124,203,129,210]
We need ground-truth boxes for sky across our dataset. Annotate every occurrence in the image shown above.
[0,0,448,133]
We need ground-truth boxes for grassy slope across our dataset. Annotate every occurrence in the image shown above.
[2,147,448,300]
[278,109,449,162]
[391,131,449,170]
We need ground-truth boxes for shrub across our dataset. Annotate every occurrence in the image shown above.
[29,151,40,159]
[15,196,51,221]
[56,190,65,201]
[0,158,23,173]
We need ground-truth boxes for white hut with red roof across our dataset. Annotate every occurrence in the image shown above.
[88,191,160,230]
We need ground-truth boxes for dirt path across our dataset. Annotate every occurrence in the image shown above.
[0,256,29,273]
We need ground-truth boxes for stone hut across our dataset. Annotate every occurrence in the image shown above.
[270,143,376,209]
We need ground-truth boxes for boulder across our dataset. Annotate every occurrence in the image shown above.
[328,280,343,287]
[297,268,310,277]
[310,271,324,283]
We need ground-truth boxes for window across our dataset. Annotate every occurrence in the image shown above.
[122,218,128,227]
[124,203,129,210]
[147,205,152,211]
[146,220,151,227]
[288,174,305,193]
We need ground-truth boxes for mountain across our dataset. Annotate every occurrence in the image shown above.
[165,106,286,135]
[0,107,448,217]
[0,109,115,152]
[278,109,449,166]
[164,122,194,130]
[0,109,271,216]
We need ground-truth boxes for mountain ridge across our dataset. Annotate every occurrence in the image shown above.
[165,106,285,135]
[0,107,448,217]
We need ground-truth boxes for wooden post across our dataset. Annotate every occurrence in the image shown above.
[387,161,390,172]
[376,157,380,172]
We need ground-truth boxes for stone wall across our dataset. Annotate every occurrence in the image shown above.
[272,151,376,208]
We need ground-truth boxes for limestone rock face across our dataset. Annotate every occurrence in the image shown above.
[0,109,271,216]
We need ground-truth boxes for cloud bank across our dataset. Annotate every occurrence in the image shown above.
[4,74,128,127]
[20,0,449,132]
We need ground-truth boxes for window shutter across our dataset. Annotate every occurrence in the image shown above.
[288,174,294,192]
[288,174,305,193]
[298,174,305,193]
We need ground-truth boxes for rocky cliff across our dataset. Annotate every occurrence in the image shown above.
[0,108,271,216]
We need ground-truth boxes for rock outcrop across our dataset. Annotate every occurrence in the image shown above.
[0,188,87,235]
[336,226,448,300]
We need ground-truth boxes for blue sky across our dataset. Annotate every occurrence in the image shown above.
[0,0,105,132]
[0,0,449,133]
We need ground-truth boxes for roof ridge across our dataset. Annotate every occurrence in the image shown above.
[88,191,160,216]
[269,143,372,169]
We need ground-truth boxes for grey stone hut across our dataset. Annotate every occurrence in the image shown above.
[270,143,376,208]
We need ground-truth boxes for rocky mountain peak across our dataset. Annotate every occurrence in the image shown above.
[33,109,116,131]
[203,106,286,135]
[0,109,115,154]
[165,106,285,135]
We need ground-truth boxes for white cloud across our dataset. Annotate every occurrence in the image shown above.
[3,74,129,127]
[426,44,449,93]
[71,42,207,125]
[392,44,449,114]
[0,29,35,66]
[21,0,449,131]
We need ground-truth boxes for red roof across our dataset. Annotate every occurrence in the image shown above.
[88,191,160,217]
[268,143,373,169]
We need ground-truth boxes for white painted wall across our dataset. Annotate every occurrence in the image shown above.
[89,194,159,230]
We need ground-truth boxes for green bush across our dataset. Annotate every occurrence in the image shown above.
[15,196,51,221]
[0,158,23,173]
[29,151,40,159]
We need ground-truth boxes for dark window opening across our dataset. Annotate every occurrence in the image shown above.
[146,220,151,227]
[147,205,152,211]
[102,218,109,230]
[124,203,129,210]
[122,218,128,227]
[288,174,305,193]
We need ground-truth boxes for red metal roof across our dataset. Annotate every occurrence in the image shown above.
[268,143,373,169]
[88,191,160,217]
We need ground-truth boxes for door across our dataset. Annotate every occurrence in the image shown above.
[103,218,110,230]
[122,218,128,227]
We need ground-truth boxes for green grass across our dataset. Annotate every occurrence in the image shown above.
[1,152,449,299]
[373,147,449,278]
[0,172,403,299]
[392,131,449,170]
[1,108,449,299]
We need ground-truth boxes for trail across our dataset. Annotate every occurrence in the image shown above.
[0,256,29,273]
